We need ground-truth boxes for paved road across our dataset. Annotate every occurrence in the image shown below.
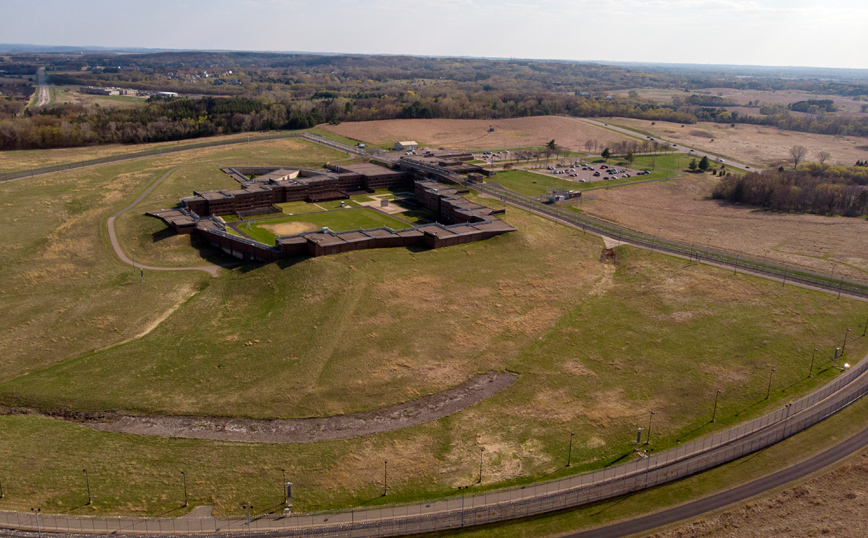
[32,67,50,108]
[106,168,228,277]
[577,117,755,172]
[569,426,868,538]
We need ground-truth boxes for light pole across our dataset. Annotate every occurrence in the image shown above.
[181,470,187,507]
[31,508,41,538]
[809,348,818,378]
[766,368,776,400]
[383,460,388,496]
[646,411,655,444]
[478,448,485,483]
[83,468,91,505]
[242,504,252,537]
[567,432,575,467]
[784,403,793,435]
[636,427,643,450]
[843,328,851,355]
[711,390,721,423]
[282,468,286,503]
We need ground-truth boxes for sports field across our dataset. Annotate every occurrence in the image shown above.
[237,207,413,243]
[0,130,866,520]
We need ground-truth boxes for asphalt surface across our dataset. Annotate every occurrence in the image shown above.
[569,427,868,538]
[33,67,49,108]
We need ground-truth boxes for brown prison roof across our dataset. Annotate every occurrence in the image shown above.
[336,163,401,178]
[304,233,346,246]
[418,225,456,238]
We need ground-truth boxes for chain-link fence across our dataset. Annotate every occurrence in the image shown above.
[3,355,866,537]
[471,182,868,298]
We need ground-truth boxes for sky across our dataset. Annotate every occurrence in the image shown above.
[2,0,867,69]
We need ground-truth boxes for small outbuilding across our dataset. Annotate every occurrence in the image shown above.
[395,141,419,151]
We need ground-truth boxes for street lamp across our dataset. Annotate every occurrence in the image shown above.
[383,460,388,496]
[181,470,188,507]
[242,504,253,537]
[711,390,722,423]
[567,432,575,467]
[478,448,485,483]
[809,348,818,378]
[646,411,655,444]
[281,468,286,504]
[842,329,851,355]
[766,368,776,400]
[31,508,41,538]
[83,468,91,505]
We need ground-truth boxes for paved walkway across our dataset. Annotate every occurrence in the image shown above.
[106,168,227,278]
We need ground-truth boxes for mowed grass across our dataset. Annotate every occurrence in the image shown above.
[1,140,867,518]
[237,207,413,243]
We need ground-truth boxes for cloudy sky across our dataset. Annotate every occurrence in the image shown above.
[2,0,867,69]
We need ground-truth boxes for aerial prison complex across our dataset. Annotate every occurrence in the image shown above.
[149,156,515,261]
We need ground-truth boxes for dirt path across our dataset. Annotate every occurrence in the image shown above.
[106,168,229,277]
[55,372,516,443]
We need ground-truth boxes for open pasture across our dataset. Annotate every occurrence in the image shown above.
[609,117,868,167]
[0,132,866,518]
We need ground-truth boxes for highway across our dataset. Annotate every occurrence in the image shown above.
[32,67,50,108]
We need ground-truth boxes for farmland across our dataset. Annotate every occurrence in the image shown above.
[320,116,635,151]
[0,128,867,523]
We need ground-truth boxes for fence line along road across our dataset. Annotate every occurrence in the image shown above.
[0,131,365,183]
[3,350,868,537]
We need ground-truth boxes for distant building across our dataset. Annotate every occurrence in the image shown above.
[157,92,179,98]
[395,141,418,151]
[79,86,119,96]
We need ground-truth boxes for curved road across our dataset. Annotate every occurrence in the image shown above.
[106,168,227,277]
[577,117,755,172]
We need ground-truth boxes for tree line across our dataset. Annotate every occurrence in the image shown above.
[712,164,868,217]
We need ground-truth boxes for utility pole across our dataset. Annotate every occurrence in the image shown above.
[478,448,485,483]
[711,390,722,422]
[766,368,776,399]
[646,411,655,444]
[567,432,575,467]
[809,348,818,378]
[83,468,91,505]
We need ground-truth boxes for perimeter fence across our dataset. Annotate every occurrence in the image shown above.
[0,131,370,183]
[3,349,868,537]
[470,182,868,299]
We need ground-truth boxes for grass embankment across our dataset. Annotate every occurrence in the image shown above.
[0,140,866,518]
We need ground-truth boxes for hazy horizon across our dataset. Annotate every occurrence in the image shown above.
[1,0,867,70]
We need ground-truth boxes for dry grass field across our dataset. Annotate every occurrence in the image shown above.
[653,450,868,538]
[320,116,633,151]
[608,117,868,168]
[577,174,868,281]
[618,87,868,116]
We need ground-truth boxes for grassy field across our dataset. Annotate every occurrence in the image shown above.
[578,173,868,281]
[1,137,867,519]
[608,117,868,168]
[236,207,413,243]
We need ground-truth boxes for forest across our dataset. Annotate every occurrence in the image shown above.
[1,51,868,150]
[712,164,868,217]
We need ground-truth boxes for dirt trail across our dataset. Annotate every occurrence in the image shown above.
[17,372,516,443]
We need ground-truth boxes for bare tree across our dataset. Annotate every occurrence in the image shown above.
[584,140,594,152]
[817,150,831,165]
[790,145,808,169]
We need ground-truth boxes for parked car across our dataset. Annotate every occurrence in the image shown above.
[593,172,601,176]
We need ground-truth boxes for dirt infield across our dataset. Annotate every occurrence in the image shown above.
[320,116,633,151]
[578,174,868,281]
[260,221,318,236]
[9,372,518,443]
[610,117,868,168]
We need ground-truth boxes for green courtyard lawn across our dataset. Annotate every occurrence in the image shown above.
[237,207,414,243]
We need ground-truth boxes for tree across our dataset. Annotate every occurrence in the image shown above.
[790,145,808,169]
[626,150,635,164]
[817,151,831,165]
[547,139,557,151]
[601,147,611,161]
[584,140,594,152]
[688,158,697,171]
[698,155,710,171]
